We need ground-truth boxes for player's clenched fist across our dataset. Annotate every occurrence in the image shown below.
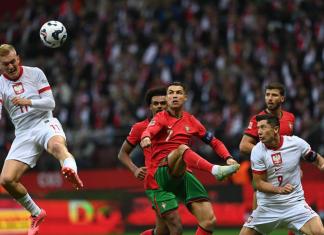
[11,97,31,106]
[277,183,295,194]
[140,137,151,148]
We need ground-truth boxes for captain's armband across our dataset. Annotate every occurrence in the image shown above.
[304,150,318,162]
[201,131,213,144]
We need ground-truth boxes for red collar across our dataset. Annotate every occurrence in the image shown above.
[3,66,23,81]
[266,136,284,150]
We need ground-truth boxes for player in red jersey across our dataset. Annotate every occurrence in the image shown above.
[239,82,296,235]
[118,87,169,235]
[141,82,240,235]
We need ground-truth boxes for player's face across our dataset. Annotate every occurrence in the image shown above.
[150,96,167,116]
[0,50,21,79]
[265,89,284,111]
[166,85,187,109]
[257,120,279,144]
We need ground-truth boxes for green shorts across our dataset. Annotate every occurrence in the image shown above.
[145,166,209,216]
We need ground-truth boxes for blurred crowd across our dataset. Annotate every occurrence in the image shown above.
[0,0,323,170]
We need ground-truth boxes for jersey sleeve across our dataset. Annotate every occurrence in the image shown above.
[251,145,267,174]
[35,68,51,93]
[293,136,311,158]
[126,123,141,146]
[141,113,165,139]
[244,115,258,139]
[190,115,207,137]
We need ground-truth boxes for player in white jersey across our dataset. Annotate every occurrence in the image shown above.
[0,44,83,235]
[240,114,324,235]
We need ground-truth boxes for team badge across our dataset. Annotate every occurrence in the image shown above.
[161,202,166,209]
[12,82,25,95]
[247,216,253,223]
[248,121,253,129]
[271,152,282,166]
[185,126,190,133]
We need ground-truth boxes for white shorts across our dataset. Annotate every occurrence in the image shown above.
[243,200,318,234]
[6,118,66,168]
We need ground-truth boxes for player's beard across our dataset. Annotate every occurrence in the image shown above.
[266,102,281,111]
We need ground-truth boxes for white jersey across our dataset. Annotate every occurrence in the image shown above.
[251,135,311,206]
[0,66,53,132]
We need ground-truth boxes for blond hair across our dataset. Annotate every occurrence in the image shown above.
[0,44,16,57]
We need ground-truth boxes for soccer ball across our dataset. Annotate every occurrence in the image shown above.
[39,21,67,48]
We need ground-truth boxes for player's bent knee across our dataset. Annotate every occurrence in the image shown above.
[177,144,189,155]
[200,215,217,231]
[47,141,65,155]
[0,175,15,187]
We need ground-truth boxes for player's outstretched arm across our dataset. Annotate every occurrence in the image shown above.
[253,173,294,194]
[118,140,146,180]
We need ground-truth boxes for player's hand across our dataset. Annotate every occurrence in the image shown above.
[226,157,238,165]
[134,167,147,181]
[278,183,295,194]
[140,137,151,148]
[11,97,31,106]
[319,164,324,171]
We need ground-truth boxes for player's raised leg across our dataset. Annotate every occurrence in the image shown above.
[167,144,240,180]
[46,135,83,189]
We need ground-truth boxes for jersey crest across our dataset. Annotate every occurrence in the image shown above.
[271,152,282,166]
[12,82,25,95]
[185,126,190,133]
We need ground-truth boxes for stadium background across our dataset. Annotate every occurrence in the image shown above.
[0,0,323,234]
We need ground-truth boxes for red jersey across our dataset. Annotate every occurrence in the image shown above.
[141,110,231,178]
[244,110,295,139]
[126,119,159,189]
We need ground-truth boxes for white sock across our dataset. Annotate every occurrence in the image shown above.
[211,165,220,175]
[17,194,41,217]
[63,156,78,173]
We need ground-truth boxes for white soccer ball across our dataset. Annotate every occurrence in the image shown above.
[39,21,67,48]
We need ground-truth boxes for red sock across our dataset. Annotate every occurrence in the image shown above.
[288,231,295,235]
[140,229,154,235]
[183,149,213,173]
[195,226,212,235]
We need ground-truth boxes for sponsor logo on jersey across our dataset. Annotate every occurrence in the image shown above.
[12,82,24,95]
[247,216,253,223]
[161,202,166,209]
[271,152,282,166]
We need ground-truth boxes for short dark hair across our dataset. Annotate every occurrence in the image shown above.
[265,82,285,96]
[167,81,187,94]
[145,87,166,106]
[256,114,280,128]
